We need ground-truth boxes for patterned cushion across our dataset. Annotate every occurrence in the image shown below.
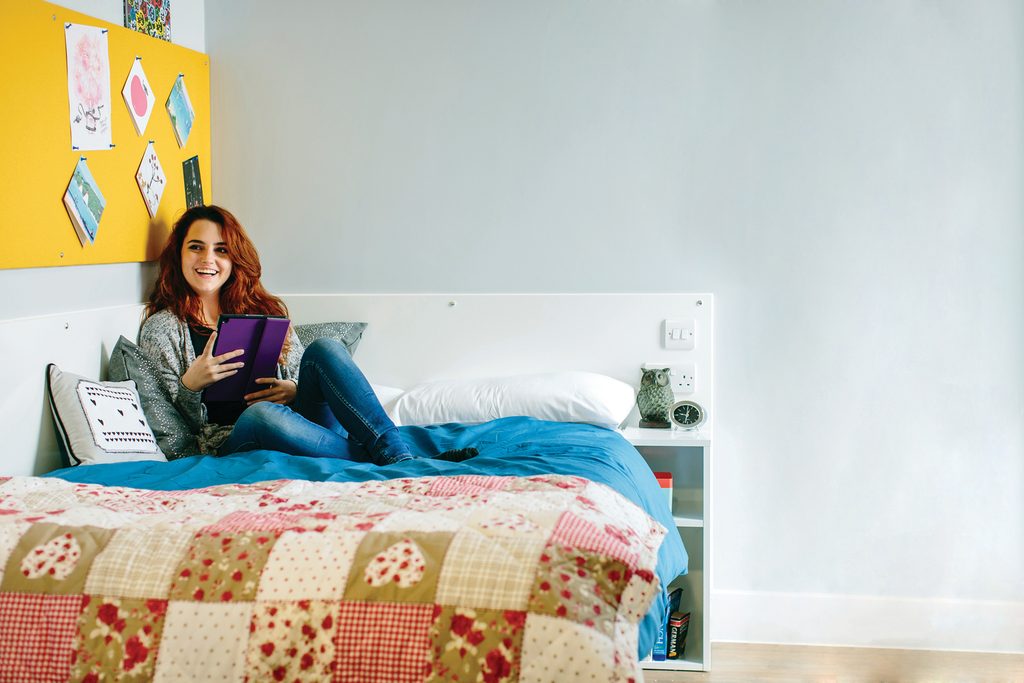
[107,336,198,460]
[293,322,367,356]
[45,364,166,467]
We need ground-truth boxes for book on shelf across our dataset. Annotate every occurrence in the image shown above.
[652,617,668,661]
[667,611,690,660]
[653,586,684,661]
[654,471,673,512]
[667,586,683,614]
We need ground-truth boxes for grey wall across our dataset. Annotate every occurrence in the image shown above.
[207,0,1024,644]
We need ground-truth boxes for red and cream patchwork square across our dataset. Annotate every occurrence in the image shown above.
[527,542,631,636]
[332,601,433,683]
[0,592,83,682]
[168,530,279,603]
[1,524,116,595]
[85,528,193,599]
[245,599,339,682]
[504,474,590,493]
[70,595,168,681]
[550,511,639,566]
[428,606,527,683]
[204,510,336,534]
[518,613,615,683]
[154,601,254,681]
[257,530,365,601]
[426,475,511,497]
[373,509,466,534]
[0,519,29,585]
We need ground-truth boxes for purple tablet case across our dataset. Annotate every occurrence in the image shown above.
[203,315,290,402]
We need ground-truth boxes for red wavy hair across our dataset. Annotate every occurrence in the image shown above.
[146,206,290,339]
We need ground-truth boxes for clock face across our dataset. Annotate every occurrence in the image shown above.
[670,400,705,430]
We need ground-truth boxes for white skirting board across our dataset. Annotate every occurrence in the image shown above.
[712,589,1024,654]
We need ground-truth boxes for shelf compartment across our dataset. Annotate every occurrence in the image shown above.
[671,490,703,527]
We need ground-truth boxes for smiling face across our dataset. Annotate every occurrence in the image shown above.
[180,218,233,302]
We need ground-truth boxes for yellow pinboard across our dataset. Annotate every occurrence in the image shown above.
[0,0,211,269]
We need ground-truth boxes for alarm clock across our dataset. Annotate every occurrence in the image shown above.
[669,400,705,431]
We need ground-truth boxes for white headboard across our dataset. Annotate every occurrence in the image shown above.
[283,293,714,434]
[1,293,713,476]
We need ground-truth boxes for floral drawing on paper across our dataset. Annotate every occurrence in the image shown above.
[136,142,166,218]
[63,158,106,246]
[122,58,155,136]
[165,75,195,148]
[65,23,112,151]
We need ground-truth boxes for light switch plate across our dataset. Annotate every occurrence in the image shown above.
[663,319,696,350]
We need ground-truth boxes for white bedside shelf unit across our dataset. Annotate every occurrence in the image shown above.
[622,426,712,673]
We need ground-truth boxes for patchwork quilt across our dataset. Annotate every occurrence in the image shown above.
[0,472,666,682]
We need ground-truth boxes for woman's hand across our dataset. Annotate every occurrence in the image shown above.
[181,330,246,392]
[244,378,297,406]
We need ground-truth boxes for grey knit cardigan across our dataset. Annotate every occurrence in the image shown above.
[138,309,304,455]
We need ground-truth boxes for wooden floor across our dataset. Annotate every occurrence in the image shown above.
[643,643,1024,683]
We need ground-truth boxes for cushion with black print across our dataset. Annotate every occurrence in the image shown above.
[46,363,167,467]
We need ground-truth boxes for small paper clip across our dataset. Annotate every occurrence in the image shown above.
[64,22,71,29]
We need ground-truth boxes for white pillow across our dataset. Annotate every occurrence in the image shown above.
[370,384,405,418]
[46,364,167,466]
[391,371,635,428]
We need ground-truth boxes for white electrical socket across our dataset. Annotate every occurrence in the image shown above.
[670,363,695,394]
[642,362,696,394]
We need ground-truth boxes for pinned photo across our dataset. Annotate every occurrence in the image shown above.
[122,57,155,136]
[136,142,166,218]
[166,74,195,148]
[63,158,106,246]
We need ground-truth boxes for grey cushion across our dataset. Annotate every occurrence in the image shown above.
[107,336,198,460]
[46,364,166,467]
[294,321,367,355]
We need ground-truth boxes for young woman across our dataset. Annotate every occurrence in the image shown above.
[140,205,474,464]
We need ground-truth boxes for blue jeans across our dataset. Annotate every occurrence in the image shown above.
[218,338,412,465]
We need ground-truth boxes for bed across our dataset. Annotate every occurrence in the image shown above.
[0,293,712,682]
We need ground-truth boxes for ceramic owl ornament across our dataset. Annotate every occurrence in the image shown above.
[637,368,674,428]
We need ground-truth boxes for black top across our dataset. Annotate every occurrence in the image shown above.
[189,324,246,426]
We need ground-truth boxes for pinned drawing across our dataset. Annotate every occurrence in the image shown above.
[122,57,155,135]
[63,158,106,246]
[182,155,203,208]
[135,142,166,218]
[124,0,171,42]
[65,24,112,151]
[166,75,195,148]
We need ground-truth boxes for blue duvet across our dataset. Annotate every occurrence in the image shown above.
[47,416,687,657]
